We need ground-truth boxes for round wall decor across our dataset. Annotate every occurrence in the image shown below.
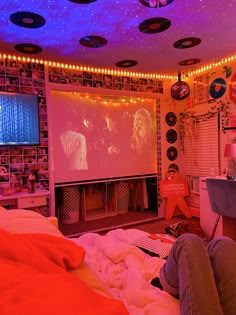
[167,146,178,161]
[166,129,177,144]
[171,72,190,100]
[209,78,226,99]
[165,112,177,126]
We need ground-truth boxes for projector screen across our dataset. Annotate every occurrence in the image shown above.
[50,91,157,184]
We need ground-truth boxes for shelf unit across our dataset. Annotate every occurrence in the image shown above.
[55,177,157,225]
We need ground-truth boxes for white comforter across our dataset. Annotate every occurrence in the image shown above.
[72,228,179,315]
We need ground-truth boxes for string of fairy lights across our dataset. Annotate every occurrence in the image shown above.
[1,52,236,81]
[65,91,148,107]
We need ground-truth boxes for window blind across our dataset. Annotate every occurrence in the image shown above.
[184,112,219,177]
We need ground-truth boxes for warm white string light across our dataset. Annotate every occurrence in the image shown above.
[1,52,236,81]
[0,52,177,81]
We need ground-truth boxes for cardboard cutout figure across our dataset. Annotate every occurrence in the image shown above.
[160,168,192,219]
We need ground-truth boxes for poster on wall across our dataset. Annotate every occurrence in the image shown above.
[209,77,227,99]
[194,75,209,105]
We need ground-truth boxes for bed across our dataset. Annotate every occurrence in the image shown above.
[0,207,180,315]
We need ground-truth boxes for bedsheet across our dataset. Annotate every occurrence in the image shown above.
[72,228,180,315]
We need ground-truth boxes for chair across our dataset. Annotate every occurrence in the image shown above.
[206,178,236,241]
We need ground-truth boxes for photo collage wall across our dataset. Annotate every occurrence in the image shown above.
[0,58,49,196]
[48,67,164,94]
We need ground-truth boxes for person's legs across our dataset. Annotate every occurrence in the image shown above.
[159,233,223,315]
[207,237,236,315]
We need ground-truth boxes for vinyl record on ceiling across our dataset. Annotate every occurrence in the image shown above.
[68,0,97,3]
[167,146,178,161]
[79,35,107,48]
[139,0,174,8]
[165,112,177,126]
[138,17,171,34]
[179,58,201,66]
[10,11,46,28]
[209,78,226,99]
[14,43,42,54]
[116,60,138,68]
[173,37,201,49]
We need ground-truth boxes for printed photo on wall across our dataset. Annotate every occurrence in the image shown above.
[194,75,209,105]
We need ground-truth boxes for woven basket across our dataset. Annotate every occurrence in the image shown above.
[60,186,80,224]
[117,182,129,213]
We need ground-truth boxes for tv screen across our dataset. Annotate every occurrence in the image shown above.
[50,91,158,184]
[0,92,40,146]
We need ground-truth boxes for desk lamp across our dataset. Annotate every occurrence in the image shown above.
[224,143,236,180]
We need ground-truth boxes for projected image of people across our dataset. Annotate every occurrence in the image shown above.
[81,110,103,171]
[60,121,88,171]
[51,91,157,184]
[101,110,131,171]
[131,108,156,170]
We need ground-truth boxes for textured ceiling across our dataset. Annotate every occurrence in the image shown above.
[0,0,236,75]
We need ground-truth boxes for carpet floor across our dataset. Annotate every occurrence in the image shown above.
[59,209,200,238]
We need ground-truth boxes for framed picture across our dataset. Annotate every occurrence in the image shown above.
[194,75,209,105]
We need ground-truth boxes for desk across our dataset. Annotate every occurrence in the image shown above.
[0,190,49,210]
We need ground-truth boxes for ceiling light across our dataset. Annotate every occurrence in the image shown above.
[139,0,173,8]
[149,0,157,7]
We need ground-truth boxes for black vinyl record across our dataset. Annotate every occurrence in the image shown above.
[167,146,178,161]
[116,60,138,68]
[166,129,177,144]
[173,37,201,49]
[209,78,226,99]
[138,17,171,34]
[79,35,107,48]
[179,58,201,66]
[14,43,42,54]
[10,11,46,28]
[165,112,177,126]
[69,0,96,3]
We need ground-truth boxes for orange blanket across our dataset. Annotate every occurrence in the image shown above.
[0,228,128,315]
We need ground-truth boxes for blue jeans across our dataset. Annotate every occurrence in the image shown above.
[159,233,236,315]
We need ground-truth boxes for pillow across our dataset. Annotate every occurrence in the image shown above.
[131,233,176,259]
[0,209,62,237]
[0,205,7,211]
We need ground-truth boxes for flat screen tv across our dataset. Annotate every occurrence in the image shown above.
[0,92,40,146]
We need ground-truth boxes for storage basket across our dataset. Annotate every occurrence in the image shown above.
[117,181,129,213]
[60,186,80,224]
